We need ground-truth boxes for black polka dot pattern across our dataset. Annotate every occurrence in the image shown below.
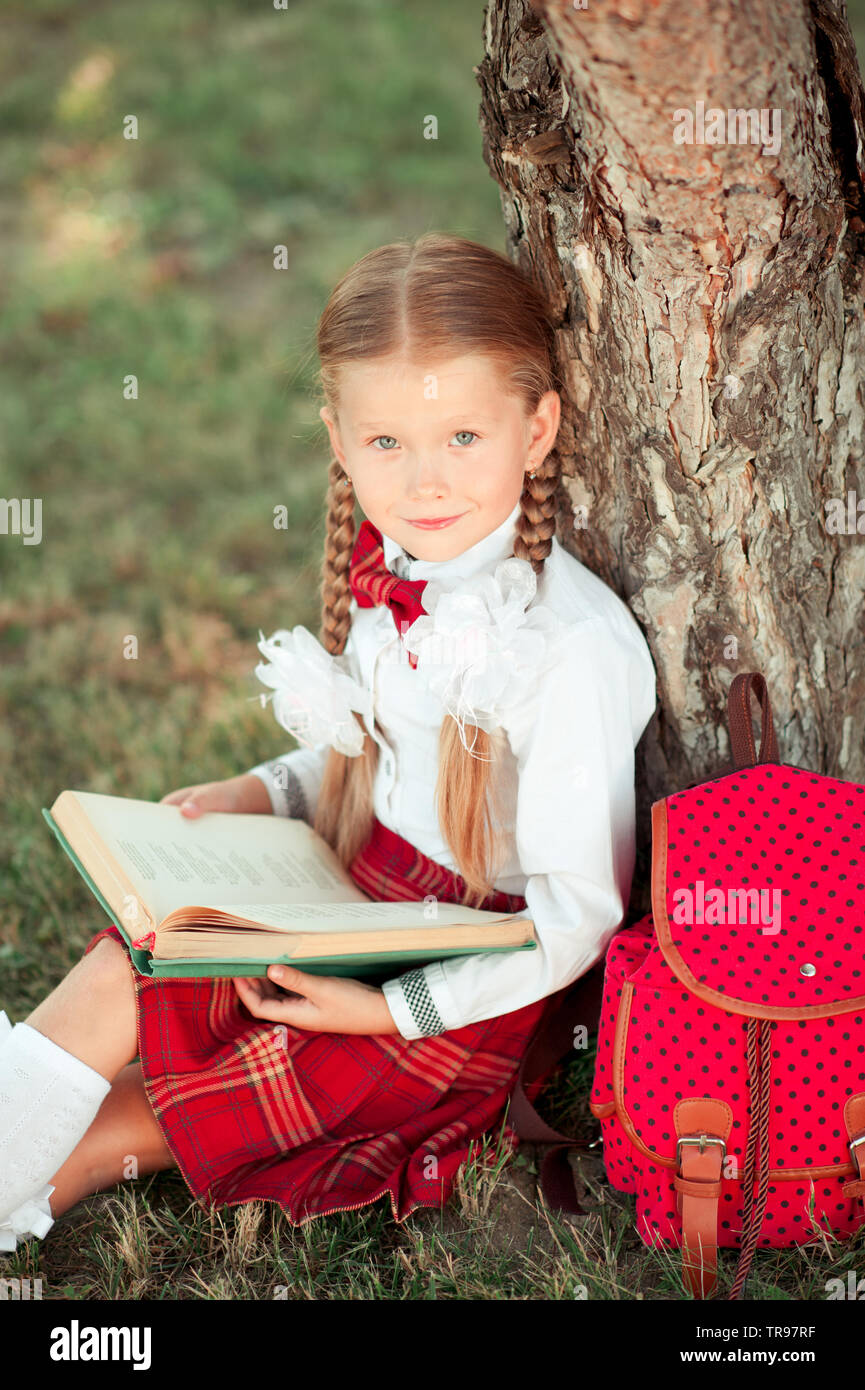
[588,764,865,1253]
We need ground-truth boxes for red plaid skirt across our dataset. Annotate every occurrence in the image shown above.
[83,817,553,1226]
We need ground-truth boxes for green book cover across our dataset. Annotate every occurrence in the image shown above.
[42,805,536,983]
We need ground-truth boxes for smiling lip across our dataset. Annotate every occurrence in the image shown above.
[404,512,467,529]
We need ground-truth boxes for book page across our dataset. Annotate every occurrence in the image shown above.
[176,900,519,934]
[63,791,369,924]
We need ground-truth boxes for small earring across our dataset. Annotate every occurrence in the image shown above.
[342,477,351,487]
[527,470,536,480]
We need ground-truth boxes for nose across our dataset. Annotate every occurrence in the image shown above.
[405,453,450,499]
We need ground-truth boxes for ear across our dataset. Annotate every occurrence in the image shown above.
[319,405,345,464]
[531,390,561,460]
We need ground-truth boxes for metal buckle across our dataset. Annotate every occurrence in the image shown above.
[849,1133,865,1155]
[675,1133,727,1166]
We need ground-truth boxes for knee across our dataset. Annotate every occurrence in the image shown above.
[81,934,135,1000]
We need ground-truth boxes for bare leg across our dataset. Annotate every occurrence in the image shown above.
[47,1063,177,1217]
[24,934,139,1083]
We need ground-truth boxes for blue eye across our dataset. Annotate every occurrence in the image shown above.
[368,430,478,450]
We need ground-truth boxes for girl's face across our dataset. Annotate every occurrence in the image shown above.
[319,352,560,561]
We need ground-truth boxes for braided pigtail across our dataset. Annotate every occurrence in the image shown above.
[319,457,356,658]
[436,722,507,909]
[514,449,564,574]
[312,459,378,868]
[437,457,564,909]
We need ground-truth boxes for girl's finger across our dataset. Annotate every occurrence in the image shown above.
[232,980,314,1025]
[233,974,290,1011]
[180,786,237,817]
[159,788,194,805]
[232,975,266,1010]
[267,964,314,995]
[255,975,283,999]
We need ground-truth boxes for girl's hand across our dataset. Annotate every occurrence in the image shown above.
[232,965,399,1036]
[159,773,272,818]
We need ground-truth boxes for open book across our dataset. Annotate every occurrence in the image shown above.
[42,791,537,980]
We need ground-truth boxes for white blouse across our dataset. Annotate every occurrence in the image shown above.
[246,500,657,1040]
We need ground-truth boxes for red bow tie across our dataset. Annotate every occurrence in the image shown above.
[349,520,428,668]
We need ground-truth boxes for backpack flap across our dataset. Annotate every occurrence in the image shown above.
[650,764,865,1020]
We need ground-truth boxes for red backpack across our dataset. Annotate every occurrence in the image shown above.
[510,672,865,1299]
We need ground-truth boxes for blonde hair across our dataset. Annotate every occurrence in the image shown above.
[312,233,565,907]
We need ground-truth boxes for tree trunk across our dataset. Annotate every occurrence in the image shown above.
[476,0,865,915]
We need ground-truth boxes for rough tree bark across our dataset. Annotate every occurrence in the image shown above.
[476,0,865,914]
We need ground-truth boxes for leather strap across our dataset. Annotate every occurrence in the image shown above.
[507,962,606,1214]
[674,1099,733,1299]
[843,1093,865,1200]
[729,1017,774,1300]
[728,672,779,769]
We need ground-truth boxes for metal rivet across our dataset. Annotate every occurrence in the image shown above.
[799,963,817,978]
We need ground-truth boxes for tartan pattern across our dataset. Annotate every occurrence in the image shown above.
[83,815,549,1226]
[345,814,529,916]
[346,814,530,1037]
[349,519,429,669]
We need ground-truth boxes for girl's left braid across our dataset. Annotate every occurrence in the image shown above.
[514,450,562,575]
[319,461,356,656]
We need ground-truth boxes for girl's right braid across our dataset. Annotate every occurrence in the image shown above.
[314,459,375,865]
[319,460,356,657]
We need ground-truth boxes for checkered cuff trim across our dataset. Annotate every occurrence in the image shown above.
[396,968,446,1037]
[256,761,310,821]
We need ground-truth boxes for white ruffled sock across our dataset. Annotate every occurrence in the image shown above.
[0,1010,112,1251]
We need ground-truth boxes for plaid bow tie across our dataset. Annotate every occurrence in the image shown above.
[349,519,428,669]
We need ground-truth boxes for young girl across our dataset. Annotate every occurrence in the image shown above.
[0,233,656,1251]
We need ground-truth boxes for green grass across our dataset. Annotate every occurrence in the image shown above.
[3,1049,863,1301]
[2,0,865,1301]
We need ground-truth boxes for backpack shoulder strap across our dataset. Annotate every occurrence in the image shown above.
[507,962,606,1215]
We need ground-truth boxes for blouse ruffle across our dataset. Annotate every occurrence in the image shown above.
[401,557,564,755]
[253,626,372,758]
